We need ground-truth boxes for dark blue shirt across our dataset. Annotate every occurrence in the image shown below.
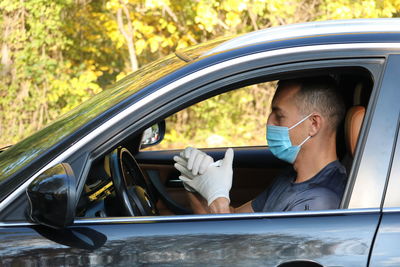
[251,160,347,212]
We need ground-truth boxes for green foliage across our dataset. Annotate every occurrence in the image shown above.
[0,0,102,144]
[1,0,399,147]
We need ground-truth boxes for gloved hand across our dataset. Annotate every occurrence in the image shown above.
[173,156,196,192]
[180,147,214,175]
[173,147,215,192]
[174,148,234,206]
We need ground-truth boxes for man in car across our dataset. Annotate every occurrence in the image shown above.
[174,76,347,214]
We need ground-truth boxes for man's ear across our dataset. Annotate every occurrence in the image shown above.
[308,113,322,136]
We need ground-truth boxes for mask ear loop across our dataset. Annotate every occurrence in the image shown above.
[288,113,313,130]
[298,135,311,147]
[289,113,313,147]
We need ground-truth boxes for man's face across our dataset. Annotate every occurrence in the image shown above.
[267,82,310,146]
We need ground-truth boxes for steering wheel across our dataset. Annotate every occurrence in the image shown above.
[107,147,158,216]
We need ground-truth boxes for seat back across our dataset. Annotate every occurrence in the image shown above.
[344,106,365,157]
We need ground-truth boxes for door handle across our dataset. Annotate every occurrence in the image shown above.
[166,179,183,187]
[276,260,324,267]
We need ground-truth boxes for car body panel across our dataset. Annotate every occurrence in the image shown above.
[369,123,400,266]
[369,210,400,267]
[1,210,379,266]
[381,115,400,209]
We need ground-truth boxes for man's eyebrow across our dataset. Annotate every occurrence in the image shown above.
[271,106,283,113]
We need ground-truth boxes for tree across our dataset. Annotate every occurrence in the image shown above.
[1,0,399,147]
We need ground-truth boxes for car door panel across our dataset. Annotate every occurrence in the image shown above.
[137,147,289,214]
[369,109,400,267]
[369,212,400,267]
[1,211,379,266]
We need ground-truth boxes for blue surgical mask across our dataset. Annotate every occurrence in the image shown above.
[266,114,312,164]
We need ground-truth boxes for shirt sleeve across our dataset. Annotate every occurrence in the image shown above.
[287,187,340,211]
[251,167,295,212]
[251,188,269,212]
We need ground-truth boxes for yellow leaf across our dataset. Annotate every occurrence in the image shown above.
[161,39,170,48]
[176,39,188,50]
[167,23,176,34]
[149,37,160,53]
[159,18,168,28]
[135,39,146,55]
[116,71,128,82]
[225,12,241,28]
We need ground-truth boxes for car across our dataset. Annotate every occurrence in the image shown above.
[1,18,400,266]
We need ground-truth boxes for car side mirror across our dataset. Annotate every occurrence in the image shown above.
[26,163,76,229]
[140,121,166,149]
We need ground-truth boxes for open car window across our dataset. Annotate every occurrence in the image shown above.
[75,66,374,219]
[141,81,277,150]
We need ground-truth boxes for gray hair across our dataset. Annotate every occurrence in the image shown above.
[278,76,345,132]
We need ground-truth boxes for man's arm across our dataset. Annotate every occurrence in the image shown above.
[209,198,254,213]
[188,193,254,214]
[187,192,209,214]
[233,200,255,213]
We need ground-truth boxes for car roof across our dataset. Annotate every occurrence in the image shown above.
[204,18,400,56]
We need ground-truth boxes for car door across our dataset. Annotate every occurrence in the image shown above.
[369,72,400,267]
[369,136,400,267]
[1,51,398,267]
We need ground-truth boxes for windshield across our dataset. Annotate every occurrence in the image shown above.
[0,37,229,183]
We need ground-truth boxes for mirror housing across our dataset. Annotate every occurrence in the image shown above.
[140,120,166,149]
[26,163,76,229]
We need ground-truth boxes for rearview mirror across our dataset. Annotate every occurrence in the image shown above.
[26,163,76,229]
[140,121,166,149]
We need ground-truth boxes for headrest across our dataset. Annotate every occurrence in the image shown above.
[344,106,365,157]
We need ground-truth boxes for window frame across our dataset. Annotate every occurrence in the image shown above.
[80,58,385,222]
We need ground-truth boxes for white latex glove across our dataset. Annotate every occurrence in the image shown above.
[173,156,196,192]
[174,148,234,206]
[173,147,215,192]
[179,147,214,175]
[173,147,214,192]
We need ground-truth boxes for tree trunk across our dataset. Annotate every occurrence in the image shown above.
[117,4,138,71]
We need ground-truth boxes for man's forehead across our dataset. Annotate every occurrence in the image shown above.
[272,82,301,104]
[278,79,301,89]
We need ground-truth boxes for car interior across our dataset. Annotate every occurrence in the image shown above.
[75,67,373,218]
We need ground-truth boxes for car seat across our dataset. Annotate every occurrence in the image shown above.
[342,105,365,173]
